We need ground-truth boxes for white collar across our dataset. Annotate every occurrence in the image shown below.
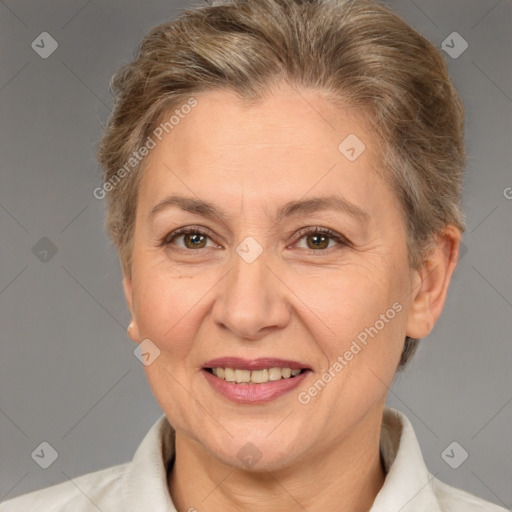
[372,407,443,511]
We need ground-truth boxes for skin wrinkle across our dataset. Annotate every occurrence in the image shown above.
[123,86,460,512]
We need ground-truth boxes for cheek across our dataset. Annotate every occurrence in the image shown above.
[131,270,203,355]
[131,259,243,369]
[297,264,404,343]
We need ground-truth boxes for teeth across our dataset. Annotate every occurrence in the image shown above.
[224,368,236,382]
[269,367,282,381]
[210,367,304,384]
[251,369,268,383]
[234,369,251,383]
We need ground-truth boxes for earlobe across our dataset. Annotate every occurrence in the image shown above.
[405,225,461,340]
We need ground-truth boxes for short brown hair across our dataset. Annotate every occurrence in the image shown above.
[97,0,466,370]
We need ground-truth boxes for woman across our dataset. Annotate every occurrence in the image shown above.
[1,0,507,510]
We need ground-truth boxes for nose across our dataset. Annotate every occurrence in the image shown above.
[211,245,291,342]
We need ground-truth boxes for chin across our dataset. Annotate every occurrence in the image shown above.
[205,434,304,472]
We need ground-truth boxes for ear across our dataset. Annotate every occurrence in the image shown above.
[123,274,141,343]
[406,225,461,339]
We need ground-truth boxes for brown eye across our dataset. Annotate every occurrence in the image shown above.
[294,227,348,252]
[161,227,214,250]
[305,232,330,250]
[182,232,208,249]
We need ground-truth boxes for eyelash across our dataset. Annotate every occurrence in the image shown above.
[158,226,350,254]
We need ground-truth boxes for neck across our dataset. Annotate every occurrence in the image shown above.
[168,406,387,512]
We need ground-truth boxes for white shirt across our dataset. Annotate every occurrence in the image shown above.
[1,407,507,511]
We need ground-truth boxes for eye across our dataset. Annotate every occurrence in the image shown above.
[292,227,349,251]
[159,226,217,250]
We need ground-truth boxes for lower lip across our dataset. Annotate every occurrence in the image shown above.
[202,369,310,404]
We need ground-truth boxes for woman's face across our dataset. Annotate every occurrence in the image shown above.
[124,86,431,470]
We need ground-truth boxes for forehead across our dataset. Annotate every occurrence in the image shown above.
[161,87,370,160]
[139,86,387,215]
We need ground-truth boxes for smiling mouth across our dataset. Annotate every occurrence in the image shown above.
[204,367,310,384]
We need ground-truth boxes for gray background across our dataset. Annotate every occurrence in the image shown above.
[0,0,511,508]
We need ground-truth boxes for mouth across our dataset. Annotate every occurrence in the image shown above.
[201,357,312,403]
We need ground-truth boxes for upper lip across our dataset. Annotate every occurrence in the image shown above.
[202,357,312,371]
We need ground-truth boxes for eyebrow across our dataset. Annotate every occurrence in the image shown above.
[148,194,370,226]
